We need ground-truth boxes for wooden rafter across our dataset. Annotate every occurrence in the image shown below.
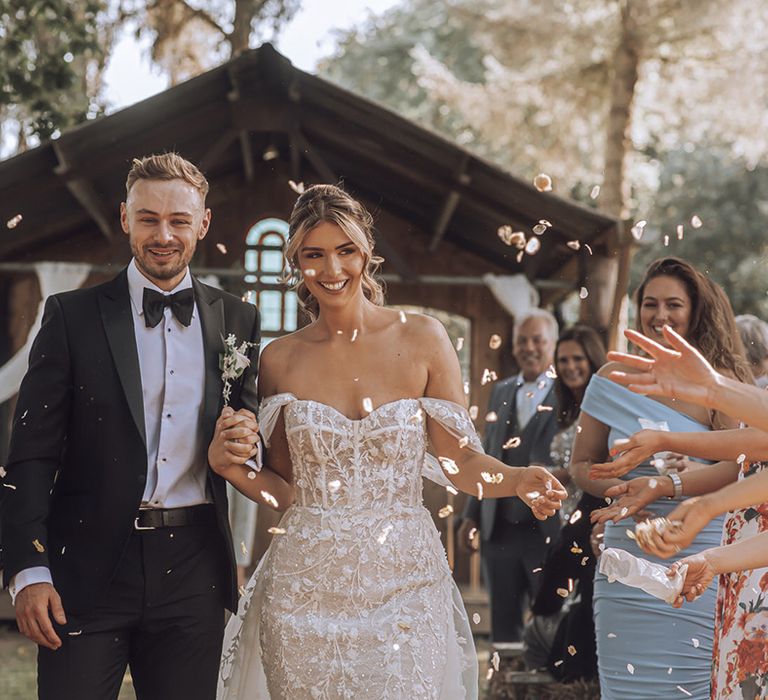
[52,142,115,240]
[429,154,471,251]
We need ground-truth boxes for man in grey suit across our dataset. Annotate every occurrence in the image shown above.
[460,309,561,642]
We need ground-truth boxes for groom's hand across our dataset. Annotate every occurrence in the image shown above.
[209,407,260,474]
[16,582,66,650]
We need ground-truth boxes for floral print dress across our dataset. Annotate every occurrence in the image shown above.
[711,460,768,699]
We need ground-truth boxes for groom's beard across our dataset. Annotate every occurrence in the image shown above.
[131,239,196,282]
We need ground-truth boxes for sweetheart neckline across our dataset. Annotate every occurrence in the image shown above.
[286,396,421,423]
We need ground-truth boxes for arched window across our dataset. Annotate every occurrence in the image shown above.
[244,218,297,336]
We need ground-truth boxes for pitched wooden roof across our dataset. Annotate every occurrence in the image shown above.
[0,43,617,287]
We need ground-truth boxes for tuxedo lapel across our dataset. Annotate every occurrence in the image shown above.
[193,277,225,442]
[98,269,147,448]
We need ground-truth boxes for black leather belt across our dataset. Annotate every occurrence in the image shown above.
[134,504,216,530]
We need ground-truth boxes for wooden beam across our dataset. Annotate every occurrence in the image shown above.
[227,66,258,183]
[52,142,115,240]
[289,130,302,181]
[292,130,337,183]
[199,128,239,172]
[429,154,470,251]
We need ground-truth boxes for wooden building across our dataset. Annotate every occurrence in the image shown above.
[0,44,618,600]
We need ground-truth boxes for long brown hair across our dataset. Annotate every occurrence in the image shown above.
[555,325,606,427]
[284,184,384,320]
[635,257,752,384]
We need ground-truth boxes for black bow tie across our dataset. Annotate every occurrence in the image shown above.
[142,287,195,328]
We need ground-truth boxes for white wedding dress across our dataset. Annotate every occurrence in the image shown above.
[217,394,479,699]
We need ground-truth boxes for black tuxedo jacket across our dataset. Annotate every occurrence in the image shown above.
[0,269,260,615]
[463,376,561,542]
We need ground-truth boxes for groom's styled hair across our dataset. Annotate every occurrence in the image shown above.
[126,152,209,200]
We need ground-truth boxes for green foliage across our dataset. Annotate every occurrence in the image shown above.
[632,147,768,317]
[0,0,110,142]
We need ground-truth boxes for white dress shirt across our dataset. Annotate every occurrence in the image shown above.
[515,371,553,431]
[11,260,210,601]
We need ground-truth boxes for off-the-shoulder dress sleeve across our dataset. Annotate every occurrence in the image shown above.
[246,393,296,473]
[419,397,484,487]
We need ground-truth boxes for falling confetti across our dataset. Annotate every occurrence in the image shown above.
[691,215,703,228]
[393,643,400,651]
[216,243,228,255]
[469,405,479,420]
[737,453,746,464]
[0,466,6,478]
[455,337,464,351]
[532,567,542,573]
[32,539,45,553]
[485,668,494,681]
[590,185,601,199]
[304,268,317,277]
[398,621,411,631]
[567,645,577,656]
[536,404,554,412]
[489,334,502,349]
[631,220,647,241]
[68,630,83,637]
[6,214,23,229]
[569,509,582,524]
[556,588,569,598]
[677,224,684,240]
[525,237,541,255]
[288,180,305,194]
[579,286,589,299]
[516,250,524,263]
[463,381,470,395]
[691,638,699,648]
[532,223,547,235]
[458,436,469,449]
[546,365,557,379]
[497,225,526,248]
[677,686,692,697]
[351,328,358,342]
[492,651,500,672]
[627,663,635,674]
[4,483,18,490]
[240,541,248,556]
[378,524,394,544]
[481,368,498,385]
[472,613,481,624]
[399,310,407,323]
[502,436,521,449]
[485,411,498,422]
[446,485,458,495]
[554,660,564,667]
[261,490,278,508]
[262,145,279,161]
[438,456,460,475]
[649,478,658,489]
[477,482,484,500]
[607,633,617,638]
[584,243,593,255]
[567,240,581,250]
[328,480,341,493]
[247,471,256,480]
[362,397,373,413]
[268,527,286,535]
[664,234,670,247]
[438,505,454,518]
[534,173,553,192]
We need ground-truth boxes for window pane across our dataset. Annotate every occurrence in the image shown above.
[245,249,258,273]
[284,291,298,331]
[260,291,283,332]
[262,250,283,272]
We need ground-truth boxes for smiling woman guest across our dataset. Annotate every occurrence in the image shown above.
[570,257,751,700]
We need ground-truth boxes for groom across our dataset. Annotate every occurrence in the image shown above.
[0,153,261,699]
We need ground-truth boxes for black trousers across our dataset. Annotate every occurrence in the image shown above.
[481,519,553,643]
[38,518,228,700]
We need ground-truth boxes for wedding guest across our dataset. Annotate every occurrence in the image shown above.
[522,325,606,680]
[459,309,561,642]
[735,314,768,387]
[570,256,752,699]
[603,327,768,699]
[551,324,606,518]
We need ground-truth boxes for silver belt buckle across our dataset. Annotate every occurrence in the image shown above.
[134,510,157,530]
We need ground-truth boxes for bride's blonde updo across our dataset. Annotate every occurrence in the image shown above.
[283,184,385,320]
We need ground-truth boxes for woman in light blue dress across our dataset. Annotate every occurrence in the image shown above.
[570,257,753,699]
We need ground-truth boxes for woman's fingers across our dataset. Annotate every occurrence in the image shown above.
[605,352,655,371]
[604,482,629,498]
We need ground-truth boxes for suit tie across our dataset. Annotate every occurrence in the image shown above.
[142,287,194,328]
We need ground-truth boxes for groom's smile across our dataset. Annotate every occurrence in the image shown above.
[121,178,211,291]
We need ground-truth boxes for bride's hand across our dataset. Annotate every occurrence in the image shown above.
[209,407,260,475]
[516,466,567,520]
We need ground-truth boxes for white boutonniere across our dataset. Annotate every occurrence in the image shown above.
[219,333,257,406]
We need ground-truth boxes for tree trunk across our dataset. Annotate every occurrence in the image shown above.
[581,0,641,342]
[230,0,257,56]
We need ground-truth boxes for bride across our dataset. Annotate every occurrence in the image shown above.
[213,184,566,699]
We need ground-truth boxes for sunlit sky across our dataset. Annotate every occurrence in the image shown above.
[103,0,400,111]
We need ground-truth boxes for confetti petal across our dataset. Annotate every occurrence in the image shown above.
[691,215,703,228]
[489,334,502,350]
[567,240,581,250]
[288,180,305,194]
[438,505,454,518]
[216,243,228,255]
[6,214,23,229]
[525,237,541,255]
[579,286,589,299]
[267,527,286,535]
[534,173,553,192]
[261,490,278,508]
